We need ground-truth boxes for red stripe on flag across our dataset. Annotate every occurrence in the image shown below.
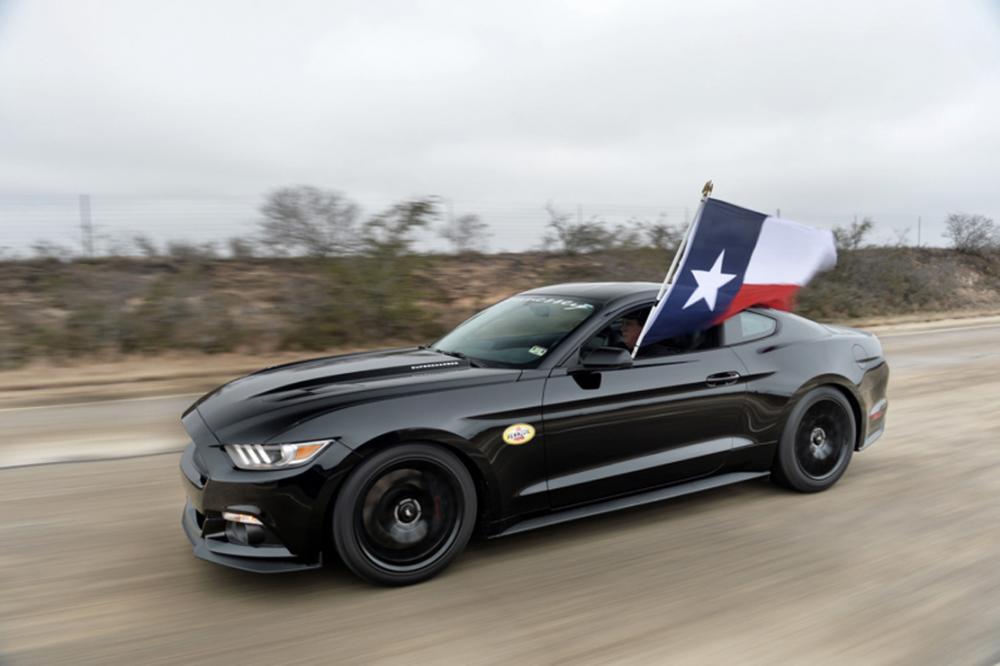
[715,283,800,323]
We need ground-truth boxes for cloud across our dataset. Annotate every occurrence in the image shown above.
[0,0,997,250]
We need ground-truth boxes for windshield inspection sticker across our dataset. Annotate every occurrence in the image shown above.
[502,423,536,446]
[528,345,548,356]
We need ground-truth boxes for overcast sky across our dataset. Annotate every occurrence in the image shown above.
[1,0,998,251]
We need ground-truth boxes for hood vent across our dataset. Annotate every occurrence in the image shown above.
[409,361,461,371]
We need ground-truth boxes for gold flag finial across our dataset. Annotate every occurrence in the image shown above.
[701,180,714,200]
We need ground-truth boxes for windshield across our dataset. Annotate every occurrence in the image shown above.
[433,294,599,367]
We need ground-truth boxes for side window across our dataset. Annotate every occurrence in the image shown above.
[582,305,652,355]
[581,305,725,360]
[725,311,777,345]
[642,324,722,358]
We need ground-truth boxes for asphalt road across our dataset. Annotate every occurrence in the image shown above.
[2,322,1000,664]
[0,393,197,468]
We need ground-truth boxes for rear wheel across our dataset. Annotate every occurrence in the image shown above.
[773,387,856,493]
[332,443,477,586]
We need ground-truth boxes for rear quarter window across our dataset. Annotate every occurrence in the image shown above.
[725,311,777,345]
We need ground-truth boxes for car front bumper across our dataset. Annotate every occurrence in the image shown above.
[179,438,359,573]
[181,500,322,573]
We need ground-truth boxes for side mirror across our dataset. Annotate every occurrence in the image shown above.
[579,346,633,370]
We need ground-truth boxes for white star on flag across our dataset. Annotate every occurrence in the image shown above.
[682,250,737,311]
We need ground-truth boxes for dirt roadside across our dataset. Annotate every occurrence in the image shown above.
[2,309,1000,409]
[0,348,358,409]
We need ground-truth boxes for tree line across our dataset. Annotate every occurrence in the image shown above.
[13,185,1000,261]
[2,186,999,369]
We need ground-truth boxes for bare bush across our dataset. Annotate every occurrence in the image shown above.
[440,213,490,254]
[228,237,256,259]
[542,206,684,254]
[891,227,912,248]
[166,241,217,261]
[30,241,74,261]
[542,204,614,254]
[640,216,686,252]
[943,213,997,254]
[606,222,644,250]
[132,235,159,258]
[361,198,436,254]
[280,199,441,349]
[259,186,361,257]
[832,218,874,251]
[99,234,136,258]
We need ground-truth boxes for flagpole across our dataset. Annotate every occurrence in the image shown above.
[657,199,703,300]
[634,181,713,359]
[656,179,712,299]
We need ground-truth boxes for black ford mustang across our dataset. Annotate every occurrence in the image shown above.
[180,282,889,585]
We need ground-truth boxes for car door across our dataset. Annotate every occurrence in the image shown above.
[541,334,748,509]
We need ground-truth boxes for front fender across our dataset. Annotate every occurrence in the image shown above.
[268,376,551,533]
[350,427,505,528]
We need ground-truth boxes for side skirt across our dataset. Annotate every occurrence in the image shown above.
[492,471,770,538]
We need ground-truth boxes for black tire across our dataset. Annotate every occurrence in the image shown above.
[772,387,856,493]
[332,443,477,586]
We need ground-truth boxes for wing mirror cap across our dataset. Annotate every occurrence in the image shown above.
[580,346,633,369]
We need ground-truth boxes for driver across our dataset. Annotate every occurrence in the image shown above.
[620,314,644,351]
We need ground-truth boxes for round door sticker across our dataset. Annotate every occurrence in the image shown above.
[502,423,536,446]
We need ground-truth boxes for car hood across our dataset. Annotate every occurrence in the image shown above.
[185,347,521,445]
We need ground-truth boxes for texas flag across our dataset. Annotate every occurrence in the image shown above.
[635,198,837,350]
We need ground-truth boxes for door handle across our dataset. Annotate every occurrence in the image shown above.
[705,371,741,387]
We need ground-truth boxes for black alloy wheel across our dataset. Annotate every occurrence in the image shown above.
[332,443,477,586]
[773,387,856,493]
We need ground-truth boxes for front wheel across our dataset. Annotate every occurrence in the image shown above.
[332,443,477,586]
[772,387,856,493]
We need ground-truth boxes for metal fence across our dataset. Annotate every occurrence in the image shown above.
[0,193,953,258]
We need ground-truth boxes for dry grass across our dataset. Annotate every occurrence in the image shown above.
[2,248,999,369]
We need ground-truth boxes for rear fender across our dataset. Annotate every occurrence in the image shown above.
[778,375,865,451]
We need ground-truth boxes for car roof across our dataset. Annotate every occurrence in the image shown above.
[519,283,822,328]
[522,282,812,321]
[521,281,661,304]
